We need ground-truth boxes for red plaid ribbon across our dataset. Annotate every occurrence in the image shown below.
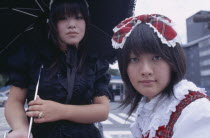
[142,91,210,138]
[112,14,179,49]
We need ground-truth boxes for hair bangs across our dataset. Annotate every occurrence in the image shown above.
[125,24,166,58]
[52,0,88,23]
[49,0,89,47]
[117,18,187,116]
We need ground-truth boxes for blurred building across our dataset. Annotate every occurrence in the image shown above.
[109,75,124,101]
[183,10,210,94]
[186,11,210,42]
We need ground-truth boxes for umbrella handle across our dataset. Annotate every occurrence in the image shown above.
[3,132,8,138]
[27,118,34,138]
[27,65,43,138]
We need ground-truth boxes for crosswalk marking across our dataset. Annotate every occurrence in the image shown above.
[108,113,132,124]
[101,119,113,124]
[118,113,135,122]
[104,131,133,138]
[101,113,135,125]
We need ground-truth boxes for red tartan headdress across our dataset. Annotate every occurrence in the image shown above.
[112,14,180,49]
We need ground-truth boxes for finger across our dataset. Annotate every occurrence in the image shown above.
[28,99,43,106]
[28,105,42,111]
[26,111,40,118]
[36,95,42,100]
[34,117,46,123]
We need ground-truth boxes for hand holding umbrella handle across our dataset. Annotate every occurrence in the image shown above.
[27,65,43,138]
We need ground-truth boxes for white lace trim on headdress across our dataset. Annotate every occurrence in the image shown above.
[130,79,206,138]
[112,18,141,49]
[113,17,134,32]
[112,16,181,49]
[146,23,180,47]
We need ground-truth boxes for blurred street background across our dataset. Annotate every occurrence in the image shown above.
[1,0,210,138]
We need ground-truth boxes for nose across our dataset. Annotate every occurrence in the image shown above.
[139,61,153,77]
[67,18,76,29]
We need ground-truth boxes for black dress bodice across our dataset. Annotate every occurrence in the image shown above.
[7,44,111,138]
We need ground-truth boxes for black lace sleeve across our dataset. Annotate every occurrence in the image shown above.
[8,72,29,88]
[7,45,30,88]
[93,59,111,99]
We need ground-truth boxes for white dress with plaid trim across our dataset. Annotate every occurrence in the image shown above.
[130,79,210,138]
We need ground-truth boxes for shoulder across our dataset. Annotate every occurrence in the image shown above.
[86,53,110,68]
[181,96,210,116]
[175,91,210,124]
[173,97,210,137]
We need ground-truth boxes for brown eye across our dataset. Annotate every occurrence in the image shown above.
[75,13,84,20]
[76,15,84,20]
[152,56,162,61]
[129,57,139,63]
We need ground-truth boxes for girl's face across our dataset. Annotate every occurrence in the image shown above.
[127,52,171,100]
[57,13,86,47]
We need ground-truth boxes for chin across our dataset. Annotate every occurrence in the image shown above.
[67,43,79,47]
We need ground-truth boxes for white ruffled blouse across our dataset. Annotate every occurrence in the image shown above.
[130,79,210,138]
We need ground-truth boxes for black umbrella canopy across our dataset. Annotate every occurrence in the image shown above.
[88,0,135,36]
[0,0,50,53]
[86,0,135,62]
[0,0,136,69]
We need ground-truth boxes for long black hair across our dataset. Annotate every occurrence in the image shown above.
[49,0,89,47]
[48,0,89,73]
[118,23,186,116]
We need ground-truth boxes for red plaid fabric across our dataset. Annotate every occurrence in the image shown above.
[112,14,178,49]
[142,91,210,138]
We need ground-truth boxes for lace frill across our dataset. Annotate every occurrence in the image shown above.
[112,15,181,49]
[131,79,206,138]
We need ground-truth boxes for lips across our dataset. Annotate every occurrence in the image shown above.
[139,80,156,86]
[139,80,156,83]
[66,32,78,35]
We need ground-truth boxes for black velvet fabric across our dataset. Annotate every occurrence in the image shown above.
[7,43,111,138]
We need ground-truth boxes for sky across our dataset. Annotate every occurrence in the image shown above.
[110,0,210,69]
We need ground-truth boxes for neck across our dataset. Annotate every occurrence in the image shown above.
[59,44,67,52]
[59,44,79,52]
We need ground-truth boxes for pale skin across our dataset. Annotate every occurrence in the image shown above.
[5,12,110,138]
[127,52,171,101]
[5,87,109,138]
[5,86,32,138]
[57,13,86,50]
[26,95,109,124]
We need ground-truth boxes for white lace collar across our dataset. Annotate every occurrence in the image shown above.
[130,79,206,138]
